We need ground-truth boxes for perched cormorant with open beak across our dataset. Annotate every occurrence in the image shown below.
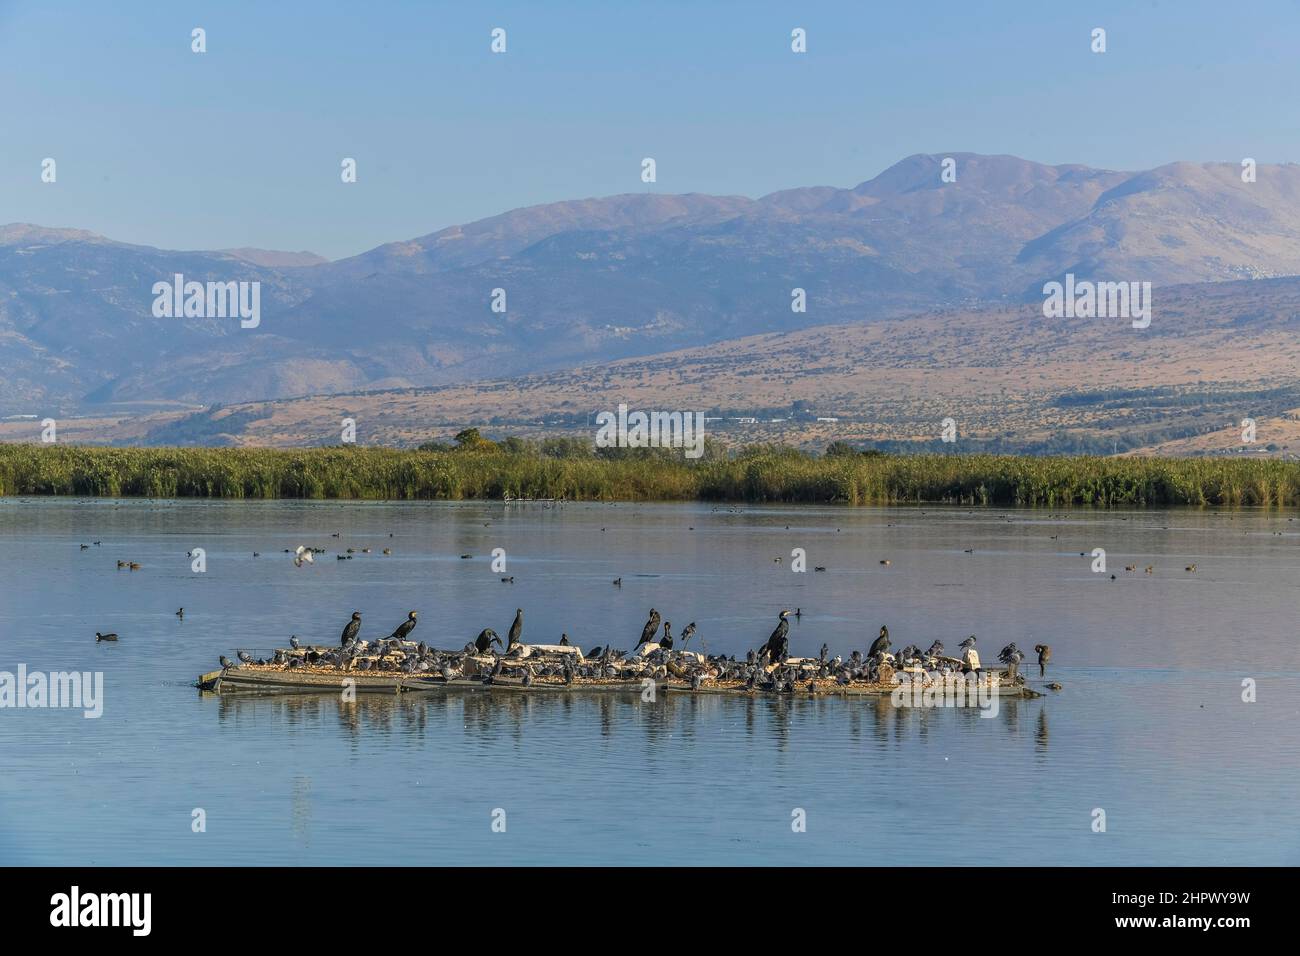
[390,611,418,641]
[757,610,791,663]
[340,611,362,646]
[1034,643,1051,677]
[507,609,523,650]
[635,609,661,649]
[475,629,503,654]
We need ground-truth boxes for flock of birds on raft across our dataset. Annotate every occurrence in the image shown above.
[206,607,1059,693]
[84,533,1059,692]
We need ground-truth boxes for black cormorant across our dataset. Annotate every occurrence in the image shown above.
[507,609,523,650]
[340,611,362,646]
[95,632,118,642]
[868,626,891,658]
[757,610,791,662]
[475,629,503,654]
[635,609,661,648]
[660,622,674,650]
[1034,643,1051,677]
[390,611,418,641]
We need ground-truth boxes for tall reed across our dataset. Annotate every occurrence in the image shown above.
[1,444,1297,506]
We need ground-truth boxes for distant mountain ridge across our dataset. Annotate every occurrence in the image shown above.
[4,152,1300,417]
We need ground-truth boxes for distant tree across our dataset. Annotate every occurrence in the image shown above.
[417,440,452,452]
[825,441,858,458]
[453,427,495,450]
[499,436,528,455]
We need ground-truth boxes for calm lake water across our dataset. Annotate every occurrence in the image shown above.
[0,498,1297,866]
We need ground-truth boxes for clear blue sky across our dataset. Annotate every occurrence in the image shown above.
[2,0,1297,259]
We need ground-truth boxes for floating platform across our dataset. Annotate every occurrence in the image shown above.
[195,662,1037,699]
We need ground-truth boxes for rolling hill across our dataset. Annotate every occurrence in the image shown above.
[4,153,1300,427]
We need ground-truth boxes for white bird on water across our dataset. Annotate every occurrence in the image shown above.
[294,545,314,568]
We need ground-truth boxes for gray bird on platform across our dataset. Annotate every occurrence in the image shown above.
[999,643,1025,680]
[680,622,696,647]
[237,650,254,664]
[219,655,234,669]
[289,635,301,649]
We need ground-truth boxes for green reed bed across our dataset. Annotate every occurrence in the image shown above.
[1,444,1298,507]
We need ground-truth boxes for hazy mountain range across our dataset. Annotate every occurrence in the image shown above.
[5,152,1300,428]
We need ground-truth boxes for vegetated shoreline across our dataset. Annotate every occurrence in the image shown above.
[2,443,1298,507]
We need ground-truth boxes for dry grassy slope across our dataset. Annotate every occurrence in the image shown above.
[74,276,1296,455]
